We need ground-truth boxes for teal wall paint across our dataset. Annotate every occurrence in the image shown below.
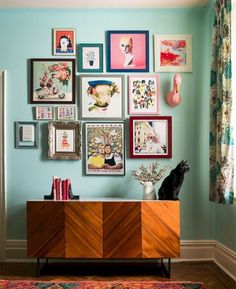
[0,7,235,251]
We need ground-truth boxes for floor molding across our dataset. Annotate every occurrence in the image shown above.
[4,239,236,280]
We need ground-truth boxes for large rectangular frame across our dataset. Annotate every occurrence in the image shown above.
[80,74,124,120]
[48,121,81,160]
[85,122,125,175]
[154,34,192,72]
[107,30,149,72]
[30,58,76,104]
[129,116,172,158]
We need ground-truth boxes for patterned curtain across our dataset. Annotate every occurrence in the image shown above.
[210,0,234,204]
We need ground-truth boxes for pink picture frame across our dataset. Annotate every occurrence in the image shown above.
[128,75,160,115]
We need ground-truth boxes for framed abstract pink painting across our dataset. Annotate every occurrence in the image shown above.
[107,30,149,72]
[154,35,192,72]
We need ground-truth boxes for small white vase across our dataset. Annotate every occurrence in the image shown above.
[142,181,157,200]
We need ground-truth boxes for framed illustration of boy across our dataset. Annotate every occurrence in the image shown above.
[53,28,76,56]
[129,116,172,158]
[48,121,81,160]
[107,30,149,72]
[129,75,160,115]
[30,58,76,104]
[80,74,124,119]
[78,43,103,72]
[85,122,125,176]
[154,34,192,72]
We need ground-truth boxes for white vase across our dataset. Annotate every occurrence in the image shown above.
[142,181,157,200]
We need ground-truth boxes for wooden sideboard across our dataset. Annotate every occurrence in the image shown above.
[27,200,180,276]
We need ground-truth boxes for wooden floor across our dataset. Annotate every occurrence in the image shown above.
[0,261,235,289]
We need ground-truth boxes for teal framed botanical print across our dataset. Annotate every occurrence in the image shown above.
[78,43,103,73]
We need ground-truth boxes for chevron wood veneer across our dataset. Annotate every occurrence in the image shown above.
[27,201,180,260]
[142,201,180,258]
[103,202,142,258]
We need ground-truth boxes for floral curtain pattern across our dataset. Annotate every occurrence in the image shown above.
[210,0,234,204]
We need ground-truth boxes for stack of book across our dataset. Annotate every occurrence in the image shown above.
[44,176,80,200]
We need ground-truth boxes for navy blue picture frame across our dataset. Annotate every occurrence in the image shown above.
[107,30,149,73]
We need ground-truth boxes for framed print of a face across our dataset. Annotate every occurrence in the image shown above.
[85,122,125,175]
[80,74,124,119]
[53,28,76,56]
[107,30,149,72]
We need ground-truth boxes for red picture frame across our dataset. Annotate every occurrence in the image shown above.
[129,116,172,158]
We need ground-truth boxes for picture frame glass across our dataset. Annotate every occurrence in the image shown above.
[35,106,54,120]
[129,75,160,115]
[57,106,76,120]
[130,117,172,158]
[107,31,149,72]
[55,129,75,152]
[85,122,125,175]
[80,75,124,119]
[31,59,75,104]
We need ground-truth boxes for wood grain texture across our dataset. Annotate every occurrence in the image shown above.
[141,201,180,258]
[103,202,142,258]
[27,201,65,258]
[65,202,103,258]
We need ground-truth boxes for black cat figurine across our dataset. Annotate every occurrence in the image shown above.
[158,160,190,200]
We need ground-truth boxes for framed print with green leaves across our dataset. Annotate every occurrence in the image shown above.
[78,43,103,72]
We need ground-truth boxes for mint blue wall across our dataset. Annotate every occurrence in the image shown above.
[0,7,235,251]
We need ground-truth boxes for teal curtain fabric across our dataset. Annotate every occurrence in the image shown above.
[210,0,234,204]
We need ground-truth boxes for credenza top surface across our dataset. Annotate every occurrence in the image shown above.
[27,198,179,202]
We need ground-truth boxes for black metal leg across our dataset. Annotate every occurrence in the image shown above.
[160,258,171,278]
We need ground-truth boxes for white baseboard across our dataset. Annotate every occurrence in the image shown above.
[4,239,236,281]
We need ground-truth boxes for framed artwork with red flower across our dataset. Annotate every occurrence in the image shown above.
[129,116,172,158]
[154,35,192,72]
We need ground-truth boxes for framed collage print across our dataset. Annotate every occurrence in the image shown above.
[129,116,172,158]
[80,74,124,120]
[129,75,160,115]
[30,58,76,104]
[85,122,125,176]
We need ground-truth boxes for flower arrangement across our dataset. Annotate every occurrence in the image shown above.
[132,161,169,184]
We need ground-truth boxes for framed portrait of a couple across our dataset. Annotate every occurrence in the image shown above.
[130,116,172,159]
[85,122,125,176]
[107,30,149,72]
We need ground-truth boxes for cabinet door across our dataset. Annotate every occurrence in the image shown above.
[141,201,180,258]
[103,202,142,258]
[65,202,103,258]
[27,201,65,258]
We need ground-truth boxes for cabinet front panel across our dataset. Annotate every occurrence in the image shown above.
[65,202,103,258]
[103,202,142,258]
[27,201,65,257]
[142,201,180,258]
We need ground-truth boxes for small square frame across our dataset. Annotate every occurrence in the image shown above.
[53,28,76,56]
[85,122,125,176]
[128,75,160,115]
[107,30,149,72]
[129,116,172,158]
[78,43,103,72]
[154,34,192,72]
[15,121,39,149]
[48,121,81,160]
